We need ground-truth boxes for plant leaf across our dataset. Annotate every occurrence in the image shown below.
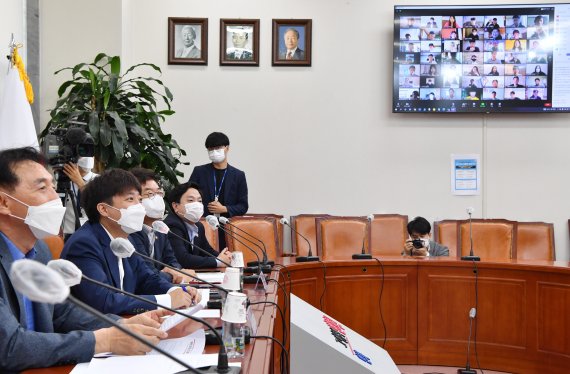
[94,53,108,64]
[107,111,128,139]
[111,131,124,161]
[99,118,112,147]
[110,56,121,75]
[88,112,100,143]
[103,89,110,110]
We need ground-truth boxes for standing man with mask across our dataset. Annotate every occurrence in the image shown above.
[61,169,200,315]
[164,182,232,269]
[62,157,98,240]
[0,147,198,371]
[128,168,196,283]
[402,216,449,257]
[189,132,248,248]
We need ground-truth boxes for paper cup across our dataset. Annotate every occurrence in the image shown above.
[222,267,242,291]
[221,291,248,323]
[231,251,245,268]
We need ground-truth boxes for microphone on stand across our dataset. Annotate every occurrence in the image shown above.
[457,307,478,374]
[207,216,266,285]
[43,259,240,374]
[151,221,233,268]
[279,218,319,262]
[9,259,204,374]
[352,214,374,260]
[218,216,274,267]
[461,207,480,261]
[111,235,229,295]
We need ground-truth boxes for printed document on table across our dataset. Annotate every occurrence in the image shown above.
[160,289,209,332]
[148,328,205,355]
[195,271,225,283]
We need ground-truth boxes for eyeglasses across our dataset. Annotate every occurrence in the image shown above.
[143,190,165,199]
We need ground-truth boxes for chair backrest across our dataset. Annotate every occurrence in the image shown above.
[290,214,330,257]
[44,235,64,259]
[224,216,281,264]
[434,220,458,258]
[458,219,517,260]
[370,214,408,256]
[516,222,555,261]
[316,216,369,260]
[242,214,284,255]
[200,218,218,251]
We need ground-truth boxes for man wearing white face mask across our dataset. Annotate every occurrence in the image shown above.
[0,147,198,371]
[164,182,233,269]
[61,169,200,315]
[62,157,99,240]
[128,168,197,283]
[189,132,248,249]
[402,216,449,257]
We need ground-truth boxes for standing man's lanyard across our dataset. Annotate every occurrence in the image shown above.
[213,169,227,202]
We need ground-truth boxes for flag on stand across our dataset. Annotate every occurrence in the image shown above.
[0,45,38,151]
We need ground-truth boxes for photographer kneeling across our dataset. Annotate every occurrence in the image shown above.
[403,216,449,257]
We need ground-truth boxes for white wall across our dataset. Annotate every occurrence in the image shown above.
[0,0,25,90]
[40,0,570,259]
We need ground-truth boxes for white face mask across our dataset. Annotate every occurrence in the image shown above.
[77,157,94,172]
[105,203,146,234]
[141,196,166,219]
[421,237,430,249]
[208,148,226,163]
[4,194,66,239]
[183,202,204,223]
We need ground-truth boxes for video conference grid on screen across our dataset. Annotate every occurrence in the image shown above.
[393,5,570,113]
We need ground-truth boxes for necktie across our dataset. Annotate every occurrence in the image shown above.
[286,51,293,60]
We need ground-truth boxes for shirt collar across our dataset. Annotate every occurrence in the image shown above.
[0,231,37,261]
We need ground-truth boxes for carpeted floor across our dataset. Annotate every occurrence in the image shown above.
[397,365,512,374]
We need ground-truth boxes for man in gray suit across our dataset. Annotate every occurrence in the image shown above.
[402,216,449,257]
[0,147,196,372]
[175,25,201,58]
[278,27,305,60]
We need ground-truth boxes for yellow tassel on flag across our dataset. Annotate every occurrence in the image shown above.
[11,46,34,104]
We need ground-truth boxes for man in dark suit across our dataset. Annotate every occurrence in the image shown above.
[0,147,176,372]
[278,27,305,60]
[61,169,200,315]
[164,182,232,269]
[129,168,196,283]
[189,132,248,248]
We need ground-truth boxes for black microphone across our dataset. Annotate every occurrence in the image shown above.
[461,207,480,261]
[45,259,240,374]
[218,216,274,267]
[152,221,233,268]
[10,259,202,374]
[457,307,478,374]
[279,217,319,262]
[352,214,373,260]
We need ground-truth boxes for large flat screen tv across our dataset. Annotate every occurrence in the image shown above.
[393,3,570,113]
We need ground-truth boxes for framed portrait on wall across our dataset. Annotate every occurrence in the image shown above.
[168,17,208,65]
[220,19,260,66]
[272,19,312,66]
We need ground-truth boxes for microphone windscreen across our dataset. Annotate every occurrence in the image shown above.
[219,216,229,224]
[47,259,83,286]
[279,217,289,225]
[205,215,219,229]
[110,237,136,258]
[151,220,170,234]
[10,259,70,303]
[65,128,86,145]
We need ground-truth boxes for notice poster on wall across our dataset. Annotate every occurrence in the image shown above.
[451,154,480,196]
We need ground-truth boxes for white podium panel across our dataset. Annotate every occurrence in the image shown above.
[290,294,400,374]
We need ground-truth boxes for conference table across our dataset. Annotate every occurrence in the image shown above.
[26,257,570,374]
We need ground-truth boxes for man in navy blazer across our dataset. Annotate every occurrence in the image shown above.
[165,181,233,269]
[61,169,200,315]
[0,147,175,372]
[278,27,306,60]
[190,132,248,248]
[128,168,196,283]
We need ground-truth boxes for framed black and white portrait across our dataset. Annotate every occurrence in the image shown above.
[168,17,208,65]
[220,19,260,66]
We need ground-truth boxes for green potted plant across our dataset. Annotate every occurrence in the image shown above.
[40,53,187,186]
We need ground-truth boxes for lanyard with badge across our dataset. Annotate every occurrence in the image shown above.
[213,169,227,202]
